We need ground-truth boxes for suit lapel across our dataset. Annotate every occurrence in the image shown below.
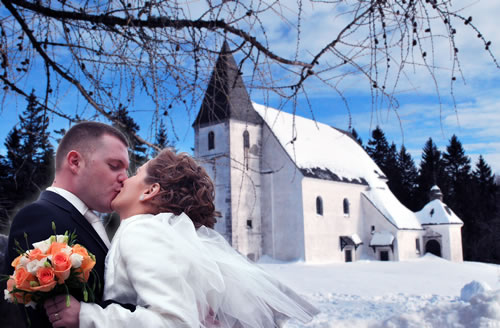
[40,191,109,252]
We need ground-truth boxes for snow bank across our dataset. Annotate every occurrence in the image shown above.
[259,256,500,328]
[378,288,500,328]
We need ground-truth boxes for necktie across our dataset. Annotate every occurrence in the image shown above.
[84,210,111,248]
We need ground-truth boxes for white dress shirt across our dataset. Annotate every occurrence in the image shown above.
[46,186,111,247]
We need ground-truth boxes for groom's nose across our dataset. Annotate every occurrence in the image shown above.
[117,170,128,183]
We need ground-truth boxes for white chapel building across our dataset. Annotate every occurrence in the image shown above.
[193,43,464,263]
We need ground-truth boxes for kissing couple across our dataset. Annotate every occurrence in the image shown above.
[3,122,318,327]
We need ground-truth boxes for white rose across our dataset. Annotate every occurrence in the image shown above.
[18,256,30,269]
[32,238,52,253]
[61,246,72,255]
[26,259,45,275]
[4,289,12,302]
[56,235,69,243]
[70,253,83,268]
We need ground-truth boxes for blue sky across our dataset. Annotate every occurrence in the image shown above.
[0,0,498,175]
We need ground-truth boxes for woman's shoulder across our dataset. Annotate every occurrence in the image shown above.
[117,213,181,241]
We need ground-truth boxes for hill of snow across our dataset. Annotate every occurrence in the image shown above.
[259,254,500,327]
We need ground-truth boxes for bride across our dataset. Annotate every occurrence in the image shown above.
[44,149,318,327]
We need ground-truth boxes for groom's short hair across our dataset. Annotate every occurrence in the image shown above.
[55,122,129,172]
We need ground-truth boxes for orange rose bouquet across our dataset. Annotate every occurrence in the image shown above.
[3,222,97,314]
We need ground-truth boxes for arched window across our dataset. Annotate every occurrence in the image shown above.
[243,130,250,148]
[208,131,215,150]
[243,130,250,170]
[343,198,350,216]
[316,196,323,216]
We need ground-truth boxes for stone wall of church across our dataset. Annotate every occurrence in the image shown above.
[260,123,305,261]
[228,120,263,260]
[448,225,464,262]
[360,194,401,260]
[194,122,232,242]
[395,229,424,260]
[422,224,463,262]
[302,178,366,262]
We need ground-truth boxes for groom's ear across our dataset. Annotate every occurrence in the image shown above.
[67,151,82,174]
[142,183,161,201]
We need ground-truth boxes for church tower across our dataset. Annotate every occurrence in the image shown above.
[193,42,263,260]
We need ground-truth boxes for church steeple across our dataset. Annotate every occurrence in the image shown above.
[193,41,261,127]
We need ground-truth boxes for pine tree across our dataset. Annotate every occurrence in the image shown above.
[473,155,497,212]
[350,128,363,146]
[365,126,390,176]
[415,138,446,210]
[111,104,147,173]
[442,135,471,201]
[396,145,419,211]
[153,119,175,156]
[1,128,22,230]
[2,91,54,227]
[471,156,499,263]
[385,142,400,192]
[442,135,474,259]
[0,154,10,232]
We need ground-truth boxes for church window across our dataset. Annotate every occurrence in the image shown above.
[343,198,350,216]
[246,219,253,229]
[316,196,323,216]
[371,226,375,234]
[208,131,215,150]
[243,130,250,170]
[416,238,421,254]
[243,130,250,148]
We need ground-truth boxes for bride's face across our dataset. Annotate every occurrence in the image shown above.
[111,162,150,218]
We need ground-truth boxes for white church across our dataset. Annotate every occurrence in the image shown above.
[193,43,464,263]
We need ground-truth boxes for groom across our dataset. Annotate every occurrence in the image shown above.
[2,122,130,328]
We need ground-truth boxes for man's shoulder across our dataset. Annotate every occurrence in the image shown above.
[15,191,72,217]
[10,192,79,235]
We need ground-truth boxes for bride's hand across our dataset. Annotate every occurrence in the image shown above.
[44,294,81,328]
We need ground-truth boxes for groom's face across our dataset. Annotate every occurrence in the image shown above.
[78,134,129,212]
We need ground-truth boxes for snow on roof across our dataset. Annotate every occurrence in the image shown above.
[362,187,423,229]
[253,102,383,185]
[351,233,363,245]
[253,103,423,230]
[416,199,463,225]
[431,185,441,191]
[370,231,395,246]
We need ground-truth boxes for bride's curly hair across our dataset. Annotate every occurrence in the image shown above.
[145,149,220,229]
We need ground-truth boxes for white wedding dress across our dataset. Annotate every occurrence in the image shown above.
[79,213,319,327]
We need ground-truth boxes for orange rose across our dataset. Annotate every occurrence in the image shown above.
[71,244,89,257]
[11,254,24,268]
[71,244,95,281]
[75,256,96,282]
[29,248,47,261]
[47,242,68,256]
[52,252,72,283]
[35,266,57,292]
[6,276,32,304]
[14,267,36,292]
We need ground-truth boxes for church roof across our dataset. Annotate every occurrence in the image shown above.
[370,231,395,246]
[253,103,423,230]
[416,199,463,225]
[193,42,262,127]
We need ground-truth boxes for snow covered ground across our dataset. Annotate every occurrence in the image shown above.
[259,254,500,328]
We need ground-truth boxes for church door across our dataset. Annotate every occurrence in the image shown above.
[425,239,441,257]
[380,251,389,261]
[345,249,352,262]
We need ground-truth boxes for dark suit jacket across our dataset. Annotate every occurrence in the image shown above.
[2,191,109,328]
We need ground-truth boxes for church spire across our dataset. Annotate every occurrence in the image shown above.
[193,41,261,127]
